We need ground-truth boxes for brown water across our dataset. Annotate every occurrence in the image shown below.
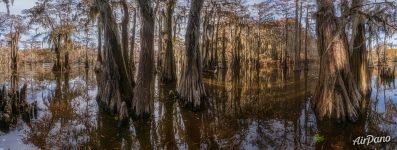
[0,63,396,149]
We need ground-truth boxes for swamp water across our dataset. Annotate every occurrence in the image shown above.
[0,64,396,149]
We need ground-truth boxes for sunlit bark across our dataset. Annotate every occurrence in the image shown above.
[314,0,362,122]
[350,0,371,96]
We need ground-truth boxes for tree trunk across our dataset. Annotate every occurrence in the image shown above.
[221,26,227,69]
[294,0,300,70]
[177,0,207,109]
[97,17,103,62]
[130,10,137,72]
[304,5,309,70]
[314,0,362,122]
[53,36,62,72]
[157,10,163,71]
[161,0,177,83]
[133,0,155,117]
[350,0,371,96]
[10,32,19,72]
[95,0,133,122]
[121,0,130,71]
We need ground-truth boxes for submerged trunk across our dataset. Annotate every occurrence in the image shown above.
[177,0,207,109]
[95,0,133,122]
[161,0,177,83]
[350,0,371,96]
[314,0,362,122]
[133,0,155,117]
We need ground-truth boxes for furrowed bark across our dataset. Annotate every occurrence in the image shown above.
[161,0,177,83]
[177,0,207,109]
[133,0,155,117]
[95,0,133,122]
[314,0,362,122]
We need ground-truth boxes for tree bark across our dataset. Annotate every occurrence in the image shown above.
[157,10,164,71]
[304,5,309,70]
[121,0,130,71]
[10,32,19,72]
[95,0,133,122]
[161,0,177,83]
[221,26,227,69]
[350,0,371,96]
[133,0,155,117]
[314,0,362,122]
[130,10,137,72]
[177,0,207,109]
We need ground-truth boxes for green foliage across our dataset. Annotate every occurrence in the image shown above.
[314,133,325,143]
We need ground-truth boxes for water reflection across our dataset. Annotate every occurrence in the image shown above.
[0,64,397,149]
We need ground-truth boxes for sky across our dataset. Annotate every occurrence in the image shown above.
[0,0,37,15]
[1,0,396,48]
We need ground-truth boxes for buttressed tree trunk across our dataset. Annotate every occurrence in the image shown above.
[133,0,155,117]
[95,0,133,122]
[177,0,207,109]
[314,0,362,122]
[161,0,177,83]
[350,0,371,96]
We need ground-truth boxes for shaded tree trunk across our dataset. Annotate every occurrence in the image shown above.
[350,0,371,96]
[294,0,300,70]
[10,32,19,72]
[161,0,177,83]
[97,17,103,62]
[133,0,155,117]
[314,0,362,122]
[157,10,164,71]
[221,26,227,69]
[95,0,133,122]
[177,0,207,109]
[121,0,130,71]
[304,5,309,70]
[52,36,62,72]
[130,10,137,72]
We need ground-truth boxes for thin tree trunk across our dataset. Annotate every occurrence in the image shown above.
[161,0,177,83]
[177,0,207,109]
[294,0,300,70]
[121,0,130,71]
[304,5,309,70]
[97,17,103,62]
[130,10,137,72]
[157,10,163,71]
[221,26,227,69]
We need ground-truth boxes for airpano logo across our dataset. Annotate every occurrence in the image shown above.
[352,135,391,145]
